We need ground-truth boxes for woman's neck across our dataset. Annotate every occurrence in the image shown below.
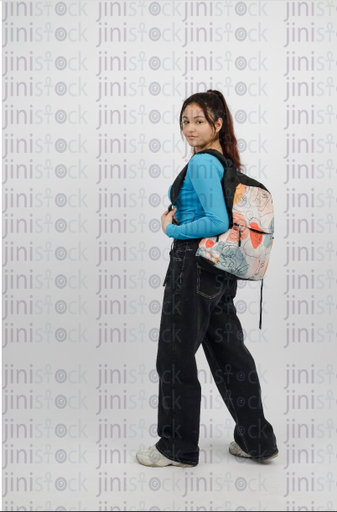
[194,145,223,155]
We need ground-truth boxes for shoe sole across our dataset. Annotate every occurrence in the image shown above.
[229,446,279,462]
[136,452,197,468]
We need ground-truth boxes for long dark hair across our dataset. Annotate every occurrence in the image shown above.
[179,90,243,172]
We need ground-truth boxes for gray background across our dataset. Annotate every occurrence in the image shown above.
[2,1,337,510]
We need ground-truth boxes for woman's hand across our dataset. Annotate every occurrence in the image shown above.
[161,208,177,235]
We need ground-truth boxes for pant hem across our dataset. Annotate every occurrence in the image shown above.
[250,448,279,461]
[155,441,199,466]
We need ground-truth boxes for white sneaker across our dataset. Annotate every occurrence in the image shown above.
[136,445,197,468]
[229,441,278,462]
[229,441,252,459]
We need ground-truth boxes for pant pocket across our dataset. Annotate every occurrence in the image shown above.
[172,243,188,262]
[196,262,224,299]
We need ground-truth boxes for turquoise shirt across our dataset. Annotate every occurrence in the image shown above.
[166,153,229,240]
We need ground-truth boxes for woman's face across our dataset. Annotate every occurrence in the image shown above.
[182,102,221,151]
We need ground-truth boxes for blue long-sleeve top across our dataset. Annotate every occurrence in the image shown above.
[166,152,229,240]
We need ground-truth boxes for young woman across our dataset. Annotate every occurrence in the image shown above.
[136,90,279,468]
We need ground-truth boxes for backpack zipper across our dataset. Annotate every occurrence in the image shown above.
[233,222,273,248]
[237,224,242,247]
[215,223,274,243]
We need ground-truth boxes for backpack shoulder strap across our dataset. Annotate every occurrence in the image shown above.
[196,148,233,171]
[169,149,234,209]
[168,163,188,207]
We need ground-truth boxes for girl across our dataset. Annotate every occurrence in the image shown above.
[136,90,279,468]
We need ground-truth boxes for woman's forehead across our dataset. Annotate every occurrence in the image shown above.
[183,104,205,117]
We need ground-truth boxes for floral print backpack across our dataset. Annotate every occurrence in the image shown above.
[168,148,275,330]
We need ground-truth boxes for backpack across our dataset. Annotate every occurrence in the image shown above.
[168,148,275,330]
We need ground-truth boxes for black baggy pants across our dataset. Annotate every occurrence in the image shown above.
[155,237,278,465]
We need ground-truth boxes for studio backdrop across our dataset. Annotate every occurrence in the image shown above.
[2,1,336,510]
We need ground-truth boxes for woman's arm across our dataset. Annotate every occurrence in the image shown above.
[166,153,229,240]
